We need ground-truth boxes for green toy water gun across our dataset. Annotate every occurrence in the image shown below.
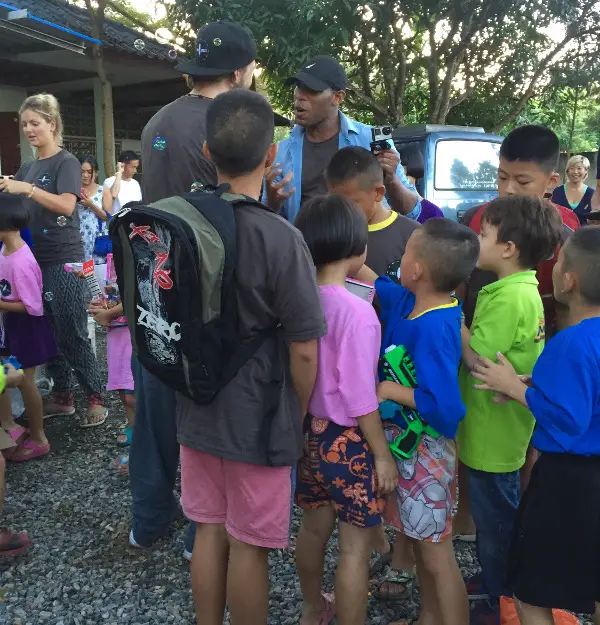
[380,344,439,459]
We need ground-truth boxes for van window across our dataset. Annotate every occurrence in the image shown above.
[435,140,500,191]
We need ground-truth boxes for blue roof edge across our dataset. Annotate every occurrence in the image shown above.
[0,0,103,45]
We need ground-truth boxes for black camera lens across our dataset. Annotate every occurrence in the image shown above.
[383,126,392,135]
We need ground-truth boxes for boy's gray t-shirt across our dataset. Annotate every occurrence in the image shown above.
[15,150,83,265]
[176,205,326,467]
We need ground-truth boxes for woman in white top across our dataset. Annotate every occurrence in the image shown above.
[103,151,142,215]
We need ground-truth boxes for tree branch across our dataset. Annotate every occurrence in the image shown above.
[490,20,587,133]
[348,84,388,120]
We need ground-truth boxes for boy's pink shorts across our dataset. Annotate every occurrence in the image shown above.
[180,445,292,549]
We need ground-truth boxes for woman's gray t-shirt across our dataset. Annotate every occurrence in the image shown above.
[15,150,83,265]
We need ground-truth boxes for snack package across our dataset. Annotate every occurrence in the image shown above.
[82,259,104,303]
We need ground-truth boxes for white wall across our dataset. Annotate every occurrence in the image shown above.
[120,139,141,155]
[0,86,35,168]
[0,85,25,112]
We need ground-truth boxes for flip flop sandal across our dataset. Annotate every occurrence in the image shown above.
[453,533,476,542]
[370,540,395,578]
[10,438,50,462]
[319,593,336,625]
[80,410,108,429]
[117,424,132,447]
[374,570,416,603]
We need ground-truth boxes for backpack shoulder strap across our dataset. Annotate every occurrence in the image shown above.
[205,183,272,214]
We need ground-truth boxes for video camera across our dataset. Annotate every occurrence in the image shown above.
[370,126,393,153]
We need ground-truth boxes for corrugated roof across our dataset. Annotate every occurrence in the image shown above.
[10,0,173,60]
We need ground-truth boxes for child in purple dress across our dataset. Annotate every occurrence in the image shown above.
[88,256,135,474]
[0,194,58,461]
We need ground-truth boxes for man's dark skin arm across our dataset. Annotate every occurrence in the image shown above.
[385,176,419,215]
[377,149,419,215]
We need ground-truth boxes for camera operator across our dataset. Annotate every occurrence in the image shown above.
[264,56,419,222]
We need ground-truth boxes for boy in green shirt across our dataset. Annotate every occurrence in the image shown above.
[458,195,563,620]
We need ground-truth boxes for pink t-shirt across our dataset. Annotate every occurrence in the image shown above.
[308,285,381,427]
[0,244,44,316]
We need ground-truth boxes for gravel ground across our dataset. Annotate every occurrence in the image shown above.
[0,327,586,625]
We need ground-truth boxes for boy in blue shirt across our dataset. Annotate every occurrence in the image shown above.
[472,226,600,625]
[364,219,479,625]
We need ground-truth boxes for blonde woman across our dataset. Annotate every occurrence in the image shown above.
[551,154,595,225]
[0,93,107,427]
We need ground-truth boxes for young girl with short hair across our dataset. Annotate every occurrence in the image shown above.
[294,194,397,625]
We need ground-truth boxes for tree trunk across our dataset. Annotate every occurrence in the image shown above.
[85,0,115,176]
[93,52,115,177]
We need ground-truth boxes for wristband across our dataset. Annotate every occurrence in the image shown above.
[28,184,36,198]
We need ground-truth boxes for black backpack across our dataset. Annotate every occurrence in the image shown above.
[109,185,272,404]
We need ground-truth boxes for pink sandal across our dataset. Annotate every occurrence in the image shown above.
[2,426,27,460]
[0,528,29,556]
[10,438,50,462]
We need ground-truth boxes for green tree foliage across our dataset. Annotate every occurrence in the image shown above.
[167,0,600,129]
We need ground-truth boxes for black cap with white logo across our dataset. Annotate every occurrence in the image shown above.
[175,21,257,77]
[286,56,349,92]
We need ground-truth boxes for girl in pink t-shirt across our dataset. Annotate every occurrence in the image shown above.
[0,194,58,461]
[294,195,397,625]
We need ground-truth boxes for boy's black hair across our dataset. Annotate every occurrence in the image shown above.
[79,154,99,171]
[500,125,559,174]
[563,227,600,305]
[206,90,274,176]
[0,193,30,231]
[482,196,563,269]
[118,150,139,164]
[325,146,384,189]
[415,219,480,292]
[294,194,367,268]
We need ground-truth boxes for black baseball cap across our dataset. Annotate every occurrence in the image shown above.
[175,21,257,77]
[286,56,349,92]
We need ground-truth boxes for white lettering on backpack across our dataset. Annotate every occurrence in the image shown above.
[137,304,181,343]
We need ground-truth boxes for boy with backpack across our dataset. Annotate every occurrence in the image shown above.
[179,92,326,625]
[471,226,600,625]
[458,196,563,623]
[111,90,326,625]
